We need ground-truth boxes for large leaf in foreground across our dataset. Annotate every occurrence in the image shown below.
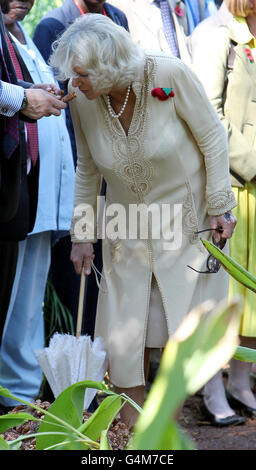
[0,435,10,450]
[233,345,256,363]
[100,430,111,450]
[36,380,109,450]
[0,412,39,434]
[201,240,256,363]
[201,239,256,293]
[132,297,242,450]
[78,394,122,442]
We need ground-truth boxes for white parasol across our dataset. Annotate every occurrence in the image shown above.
[35,269,107,409]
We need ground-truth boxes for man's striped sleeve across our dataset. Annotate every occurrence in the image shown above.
[0,80,24,116]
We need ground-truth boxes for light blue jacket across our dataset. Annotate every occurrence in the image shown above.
[12,25,75,239]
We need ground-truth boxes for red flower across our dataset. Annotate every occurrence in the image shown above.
[245,48,254,63]
[175,5,184,17]
[151,88,175,101]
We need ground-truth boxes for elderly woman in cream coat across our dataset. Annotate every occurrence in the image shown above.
[50,13,237,429]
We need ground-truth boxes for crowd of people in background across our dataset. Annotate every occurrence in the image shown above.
[0,0,255,432]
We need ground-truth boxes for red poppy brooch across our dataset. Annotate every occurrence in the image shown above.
[245,48,254,63]
[175,5,184,17]
[151,87,175,101]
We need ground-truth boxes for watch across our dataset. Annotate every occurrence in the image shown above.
[20,90,28,111]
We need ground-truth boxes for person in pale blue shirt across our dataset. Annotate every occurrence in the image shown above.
[0,2,75,411]
[185,0,218,33]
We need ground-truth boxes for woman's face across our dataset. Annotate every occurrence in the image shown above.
[5,0,34,22]
[72,66,105,100]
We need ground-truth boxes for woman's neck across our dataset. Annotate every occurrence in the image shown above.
[247,14,256,39]
[108,87,130,104]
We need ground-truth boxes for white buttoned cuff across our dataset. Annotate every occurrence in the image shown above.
[0,80,24,116]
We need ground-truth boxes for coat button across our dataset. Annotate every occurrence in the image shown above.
[1,107,8,114]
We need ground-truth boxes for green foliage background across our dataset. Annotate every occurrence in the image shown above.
[22,0,63,36]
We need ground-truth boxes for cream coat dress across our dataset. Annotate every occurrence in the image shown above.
[69,52,236,388]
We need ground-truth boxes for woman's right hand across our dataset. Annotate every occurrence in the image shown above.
[70,242,94,275]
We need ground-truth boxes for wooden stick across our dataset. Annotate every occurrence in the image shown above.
[62,92,77,103]
[49,90,76,102]
[76,268,86,339]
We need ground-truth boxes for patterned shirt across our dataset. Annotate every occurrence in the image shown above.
[0,34,24,116]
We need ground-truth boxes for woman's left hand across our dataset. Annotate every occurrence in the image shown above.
[210,211,237,243]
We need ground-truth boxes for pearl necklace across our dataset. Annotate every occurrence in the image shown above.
[106,85,131,119]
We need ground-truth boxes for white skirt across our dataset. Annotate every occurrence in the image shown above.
[145,275,169,348]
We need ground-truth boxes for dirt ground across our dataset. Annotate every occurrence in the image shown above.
[2,401,131,450]
[179,391,256,450]
[2,369,256,451]
[2,386,256,451]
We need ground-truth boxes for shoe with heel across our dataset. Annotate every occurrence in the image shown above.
[226,391,256,417]
[201,400,246,427]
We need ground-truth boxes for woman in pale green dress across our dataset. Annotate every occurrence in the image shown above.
[192,0,256,422]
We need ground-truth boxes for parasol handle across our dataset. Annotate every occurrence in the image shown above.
[76,268,86,338]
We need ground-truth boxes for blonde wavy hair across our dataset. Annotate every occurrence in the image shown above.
[49,13,145,92]
[226,0,256,17]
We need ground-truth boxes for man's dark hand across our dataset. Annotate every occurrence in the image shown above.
[21,88,66,119]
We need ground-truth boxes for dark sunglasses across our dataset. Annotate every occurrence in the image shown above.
[187,228,226,274]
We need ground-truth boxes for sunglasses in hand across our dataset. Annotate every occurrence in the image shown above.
[187,228,226,274]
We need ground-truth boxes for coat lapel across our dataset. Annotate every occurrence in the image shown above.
[234,43,256,83]
[132,0,163,36]
[166,0,191,64]
[167,0,189,35]
[229,18,256,84]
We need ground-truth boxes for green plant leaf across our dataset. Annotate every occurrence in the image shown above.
[0,386,16,400]
[201,239,256,293]
[44,432,88,450]
[151,420,194,451]
[131,421,194,451]
[233,345,256,363]
[78,394,122,442]
[120,393,143,414]
[169,424,195,451]
[100,430,111,450]
[0,435,10,450]
[7,441,22,450]
[36,380,109,450]
[0,412,39,433]
[132,297,242,450]
[0,435,21,450]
